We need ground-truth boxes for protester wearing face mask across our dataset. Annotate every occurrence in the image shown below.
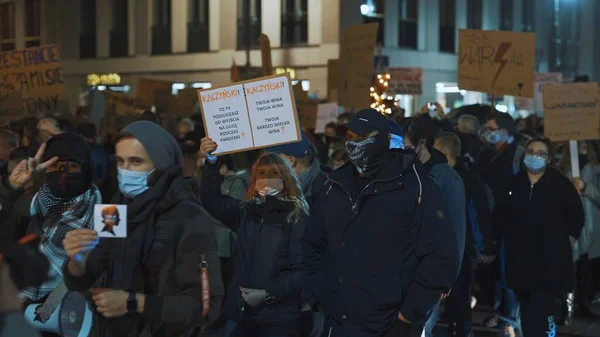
[267,135,328,208]
[404,116,467,337]
[558,141,600,322]
[302,109,460,337]
[456,114,482,166]
[62,121,224,337]
[1,134,101,326]
[496,138,584,337]
[200,137,309,337]
[475,112,524,335]
[180,131,202,178]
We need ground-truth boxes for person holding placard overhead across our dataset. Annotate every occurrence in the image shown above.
[61,121,224,337]
[497,138,584,337]
[200,137,308,337]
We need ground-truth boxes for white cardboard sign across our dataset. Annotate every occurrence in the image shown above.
[315,102,339,133]
[199,74,301,155]
[94,205,127,238]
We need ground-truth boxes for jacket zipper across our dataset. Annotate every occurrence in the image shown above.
[529,184,534,201]
[328,173,404,212]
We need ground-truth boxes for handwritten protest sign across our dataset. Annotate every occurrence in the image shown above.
[0,45,68,117]
[458,29,536,97]
[199,73,300,155]
[315,102,339,133]
[543,82,599,142]
[135,78,173,110]
[338,23,378,109]
[103,91,142,117]
[515,73,563,113]
[169,88,198,117]
[0,91,24,124]
[295,101,339,133]
[388,68,423,95]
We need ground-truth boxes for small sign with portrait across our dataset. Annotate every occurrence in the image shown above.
[94,205,128,238]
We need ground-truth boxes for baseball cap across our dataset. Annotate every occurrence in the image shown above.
[266,134,311,158]
[340,109,390,137]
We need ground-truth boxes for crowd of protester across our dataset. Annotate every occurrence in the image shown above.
[0,101,598,337]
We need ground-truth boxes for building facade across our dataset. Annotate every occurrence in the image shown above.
[1,0,598,113]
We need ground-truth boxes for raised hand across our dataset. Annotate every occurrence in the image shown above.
[8,143,58,190]
[200,137,218,163]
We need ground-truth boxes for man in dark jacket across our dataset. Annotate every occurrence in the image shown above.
[62,121,224,337]
[434,132,495,337]
[475,113,523,334]
[302,109,461,337]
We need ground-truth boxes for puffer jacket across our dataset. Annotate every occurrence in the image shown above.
[201,162,306,337]
[64,165,224,337]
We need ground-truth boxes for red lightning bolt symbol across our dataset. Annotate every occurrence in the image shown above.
[492,42,512,84]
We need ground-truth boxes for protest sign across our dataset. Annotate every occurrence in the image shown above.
[327,59,339,102]
[543,82,599,142]
[338,23,378,109]
[296,101,318,131]
[388,68,423,95]
[0,91,24,124]
[103,91,142,117]
[199,73,301,155]
[259,34,273,76]
[135,78,173,110]
[170,88,198,117]
[0,44,68,117]
[315,102,339,133]
[458,29,536,97]
[94,205,127,238]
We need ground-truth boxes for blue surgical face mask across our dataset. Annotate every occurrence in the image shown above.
[524,154,547,173]
[486,130,504,145]
[117,168,154,198]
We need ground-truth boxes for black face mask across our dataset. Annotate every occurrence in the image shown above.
[345,132,389,178]
[45,172,89,199]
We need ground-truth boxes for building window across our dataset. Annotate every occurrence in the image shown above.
[152,0,172,55]
[439,0,455,53]
[110,0,128,57]
[522,0,535,32]
[80,0,97,58]
[398,0,417,49]
[0,2,15,51]
[237,0,261,50]
[188,0,209,52]
[281,0,308,46]
[466,0,482,29]
[361,0,384,45]
[500,0,513,31]
[24,0,40,47]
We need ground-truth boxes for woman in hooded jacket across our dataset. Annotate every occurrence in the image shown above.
[497,138,584,337]
[200,137,308,337]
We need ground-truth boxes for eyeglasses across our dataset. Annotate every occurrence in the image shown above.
[526,149,549,159]
[46,161,82,173]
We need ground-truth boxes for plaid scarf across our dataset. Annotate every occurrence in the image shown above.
[21,183,101,301]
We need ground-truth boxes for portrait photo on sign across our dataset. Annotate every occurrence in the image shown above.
[94,204,127,238]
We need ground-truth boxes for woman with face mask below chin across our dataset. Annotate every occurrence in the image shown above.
[497,138,584,337]
[200,137,309,337]
[2,134,101,328]
[62,121,224,337]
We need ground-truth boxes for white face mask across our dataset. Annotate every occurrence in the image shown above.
[255,178,284,197]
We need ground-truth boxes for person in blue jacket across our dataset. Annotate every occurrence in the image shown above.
[302,109,461,337]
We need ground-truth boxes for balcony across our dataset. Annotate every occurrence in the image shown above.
[187,22,209,53]
[152,25,172,55]
[281,15,308,46]
[79,34,96,59]
[110,30,128,57]
[237,20,261,50]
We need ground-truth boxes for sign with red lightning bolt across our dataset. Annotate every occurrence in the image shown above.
[457,29,536,98]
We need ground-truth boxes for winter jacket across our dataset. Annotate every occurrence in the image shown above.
[0,176,32,250]
[422,147,467,262]
[201,162,306,337]
[454,158,495,256]
[497,168,584,292]
[566,164,600,260]
[63,165,224,337]
[302,150,461,337]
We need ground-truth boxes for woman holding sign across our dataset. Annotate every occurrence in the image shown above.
[200,137,308,337]
[496,138,584,337]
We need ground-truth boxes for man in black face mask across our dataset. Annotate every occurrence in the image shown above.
[2,134,102,323]
[302,109,461,337]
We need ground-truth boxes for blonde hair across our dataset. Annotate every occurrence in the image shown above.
[246,153,309,224]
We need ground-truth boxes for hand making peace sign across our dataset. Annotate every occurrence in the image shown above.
[8,143,58,191]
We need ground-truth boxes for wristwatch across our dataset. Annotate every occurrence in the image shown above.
[127,292,138,313]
